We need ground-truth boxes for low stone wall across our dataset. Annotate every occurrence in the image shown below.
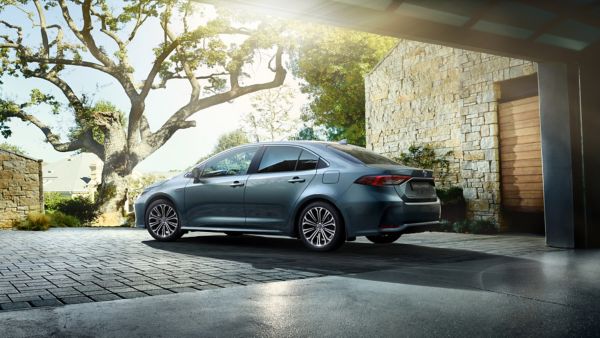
[365,40,536,223]
[0,150,44,228]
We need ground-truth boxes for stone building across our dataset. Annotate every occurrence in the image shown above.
[0,149,44,228]
[366,40,542,230]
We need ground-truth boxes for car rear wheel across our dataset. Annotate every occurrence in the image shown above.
[298,201,344,251]
[146,199,184,242]
[366,233,401,244]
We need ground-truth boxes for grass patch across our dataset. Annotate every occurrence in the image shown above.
[14,211,84,231]
[48,211,82,228]
[14,212,52,231]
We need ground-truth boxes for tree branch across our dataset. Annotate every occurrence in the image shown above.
[58,0,138,98]
[33,0,49,58]
[148,46,286,150]
[2,104,102,157]
[24,56,110,73]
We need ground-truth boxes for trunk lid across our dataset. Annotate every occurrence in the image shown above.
[367,164,438,202]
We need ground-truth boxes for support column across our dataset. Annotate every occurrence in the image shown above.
[538,61,600,248]
[578,61,600,248]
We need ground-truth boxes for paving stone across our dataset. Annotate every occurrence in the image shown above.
[89,294,122,302]
[30,298,63,308]
[117,291,148,299]
[0,301,31,311]
[60,296,93,305]
[144,289,174,296]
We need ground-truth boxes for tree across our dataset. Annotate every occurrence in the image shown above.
[0,0,288,223]
[243,85,296,142]
[290,25,397,146]
[196,128,249,163]
[0,142,26,155]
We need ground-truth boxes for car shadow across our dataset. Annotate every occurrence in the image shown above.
[142,233,537,291]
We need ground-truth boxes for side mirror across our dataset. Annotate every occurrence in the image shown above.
[191,167,202,180]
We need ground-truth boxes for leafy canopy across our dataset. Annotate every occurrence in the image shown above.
[290,25,397,146]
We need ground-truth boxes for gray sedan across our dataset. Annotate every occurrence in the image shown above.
[134,141,440,251]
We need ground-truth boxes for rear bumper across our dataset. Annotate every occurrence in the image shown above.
[339,184,441,237]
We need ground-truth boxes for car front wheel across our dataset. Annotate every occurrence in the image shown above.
[298,202,344,251]
[146,199,184,242]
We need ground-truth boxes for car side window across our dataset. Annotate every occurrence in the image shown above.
[258,146,302,173]
[201,147,258,178]
[296,150,319,171]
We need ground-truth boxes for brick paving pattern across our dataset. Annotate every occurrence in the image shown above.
[0,228,558,312]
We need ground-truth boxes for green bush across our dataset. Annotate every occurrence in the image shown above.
[395,144,453,186]
[48,211,82,228]
[53,196,98,224]
[44,192,70,211]
[14,212,52,231]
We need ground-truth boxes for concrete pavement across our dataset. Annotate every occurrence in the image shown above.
[0,252,600,337]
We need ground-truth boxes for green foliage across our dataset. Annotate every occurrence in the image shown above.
[451,219,497,234]
[197,129,250,164]
[48,211,82,228]
[291,125,322,141]
[52,196,98,224]
[290,25,397,146]
[14,212,52,231]
[0,142,26,155]
[44,192,70,212]
[396,145,454,186]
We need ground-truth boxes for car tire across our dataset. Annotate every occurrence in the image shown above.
[298,201,345,252]
[145,199,184,242]
[366,233,401,244]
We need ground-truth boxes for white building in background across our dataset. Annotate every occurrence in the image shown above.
[42,153,103,200]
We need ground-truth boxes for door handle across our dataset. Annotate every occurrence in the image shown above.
[229,181,245,187]
[288,177,305,183]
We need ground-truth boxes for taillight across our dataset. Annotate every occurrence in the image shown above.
[355,175,411,187]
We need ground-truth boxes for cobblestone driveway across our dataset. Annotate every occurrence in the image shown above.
[0,228,556,312]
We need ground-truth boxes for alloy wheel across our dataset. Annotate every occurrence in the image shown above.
[301,206,336,247]
[148,203,179,238]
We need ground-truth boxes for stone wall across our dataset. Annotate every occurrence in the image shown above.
[365,40,536,223]
[0,150,44,228]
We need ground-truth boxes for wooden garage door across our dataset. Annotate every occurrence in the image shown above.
[498,96,544,212]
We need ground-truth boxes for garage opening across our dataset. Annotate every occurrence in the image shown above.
[497,75,545,234]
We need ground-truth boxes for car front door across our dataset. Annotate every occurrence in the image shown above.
[184,146,259,228]
[244,146,318,230]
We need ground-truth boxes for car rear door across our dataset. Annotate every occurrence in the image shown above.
[244,146,318,230]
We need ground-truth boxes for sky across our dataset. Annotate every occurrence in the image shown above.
[0,2,308,173]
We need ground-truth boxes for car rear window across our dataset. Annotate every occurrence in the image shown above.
[328,144,398,165]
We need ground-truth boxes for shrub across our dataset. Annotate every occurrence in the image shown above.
[14,212,52,231]
[44,192,70,211]
[53,196,98,224]
[395,144,454,186]
[49,211,82,228]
